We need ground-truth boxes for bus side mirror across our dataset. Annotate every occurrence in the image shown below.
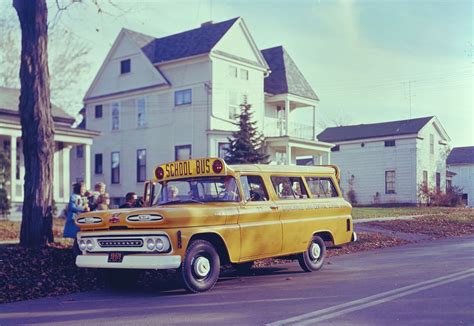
[143,180,155,207]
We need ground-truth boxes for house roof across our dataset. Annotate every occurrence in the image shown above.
[447,146,474,165]
[317,116,434,142]
[0,87,75,123]
[126,18,239,64]
[261,46,319,101]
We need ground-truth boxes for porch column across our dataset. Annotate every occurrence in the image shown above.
[10,136,16,201]
[286,144,292,165]
[319,155,323,165]
[327,151,331,164]
[84,144,91,190]
[285,99,290,136]
[63,146,71,201]
[312,105,317,140]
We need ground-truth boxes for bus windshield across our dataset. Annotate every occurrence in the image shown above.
[154,176,240,205]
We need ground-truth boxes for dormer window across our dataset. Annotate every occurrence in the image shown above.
[120,59,131,74]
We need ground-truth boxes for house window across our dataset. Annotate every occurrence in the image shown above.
[175,89,192,106]
[120,59,131,74]
[175,145,191,161]
[240,68,249,80]
[218,142,230,159]
[385,170,396,194]
[228,91,239,119]
[111,102,120,130]
[137,149,146,182]
[95,105,103,118]
[94,153,103,174]
[137,97,146,128]
[331,145,340,152]
[385,140,395,147]
[423,170,428,187]
[229,66,237,78]
[436,172,441,192]
[111,152,120,184]
[76,145,84,158]
[430,134,434,154]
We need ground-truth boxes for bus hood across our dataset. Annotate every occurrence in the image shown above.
[75,204,236,231]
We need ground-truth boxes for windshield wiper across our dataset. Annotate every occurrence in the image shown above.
[157,199,205,206]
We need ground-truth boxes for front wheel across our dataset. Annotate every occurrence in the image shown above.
[297,235,326,272]
[180,240,220,293]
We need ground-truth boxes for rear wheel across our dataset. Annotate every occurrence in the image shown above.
[297,235,326,272]
[180,240,220,293]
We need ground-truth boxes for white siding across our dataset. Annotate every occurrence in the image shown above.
[331,138,418,205]
[416,122,449,194]
[86,59,211,199]
[86,34,168,100]
[448,164,474,207]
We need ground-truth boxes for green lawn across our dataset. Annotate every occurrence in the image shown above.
[352,207,474,222]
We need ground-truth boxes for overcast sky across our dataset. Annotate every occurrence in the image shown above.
[5,0,473,147]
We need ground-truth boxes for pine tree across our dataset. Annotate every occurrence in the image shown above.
[225,103,270,164]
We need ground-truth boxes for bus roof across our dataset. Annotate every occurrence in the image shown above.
[228,164,338,176]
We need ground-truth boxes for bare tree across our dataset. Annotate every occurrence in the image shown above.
[14,0,55,247]
[0,6,91,115]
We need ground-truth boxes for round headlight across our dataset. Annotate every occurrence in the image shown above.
[86,240,94,251]
[79,240,86,251]
[155,238,165,251]
[146,238,155,250]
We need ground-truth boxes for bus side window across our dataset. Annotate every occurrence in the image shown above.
[271,176,308,200]
[240,175,269,201]
[305,177,338,198]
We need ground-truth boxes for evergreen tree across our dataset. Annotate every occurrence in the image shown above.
[226,103,270,164]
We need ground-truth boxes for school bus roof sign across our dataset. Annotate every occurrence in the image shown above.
[154,158,227,182]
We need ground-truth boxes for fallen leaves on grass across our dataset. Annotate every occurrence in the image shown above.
[365,216,474,238]
[0,243,103,304]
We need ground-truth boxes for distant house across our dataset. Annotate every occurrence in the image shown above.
[318,116,450,205]
[0,87,99,219]
[447,146,474,207]
[83,17,333,205]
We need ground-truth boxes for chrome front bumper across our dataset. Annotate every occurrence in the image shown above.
[76,254,182,269]
[351,231,358,242]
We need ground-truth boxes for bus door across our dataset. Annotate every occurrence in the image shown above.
[238,175,282,260]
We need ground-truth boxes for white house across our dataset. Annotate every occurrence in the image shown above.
[83,17,333,205]
[0,87,99,218]
[447,146,474,207]
[317,116,451,205]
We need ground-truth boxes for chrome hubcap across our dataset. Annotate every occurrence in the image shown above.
[309,243,321,261]
[193,256,211,278]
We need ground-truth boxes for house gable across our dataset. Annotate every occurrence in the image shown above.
[84,29,169,101]
[212,18,268,70]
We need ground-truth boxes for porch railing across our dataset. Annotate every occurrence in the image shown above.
[264,118,314,140]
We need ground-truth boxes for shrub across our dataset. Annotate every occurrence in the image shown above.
[418,184,463,207]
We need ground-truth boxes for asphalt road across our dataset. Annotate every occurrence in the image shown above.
[1,236,473,326]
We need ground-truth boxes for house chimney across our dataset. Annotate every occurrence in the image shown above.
[201,21,213,27]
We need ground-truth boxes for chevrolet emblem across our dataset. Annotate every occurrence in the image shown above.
[109,216,120,224]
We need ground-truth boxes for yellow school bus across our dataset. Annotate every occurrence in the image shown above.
[75,158,356,292]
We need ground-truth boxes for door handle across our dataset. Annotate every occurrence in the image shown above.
[270,205,279,210]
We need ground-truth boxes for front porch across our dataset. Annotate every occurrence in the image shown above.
[265,136,334,165]
[0,123,97,219]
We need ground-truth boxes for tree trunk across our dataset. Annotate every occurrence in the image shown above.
[14,0,55,247]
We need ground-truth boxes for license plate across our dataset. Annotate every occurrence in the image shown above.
[108,252,124,263]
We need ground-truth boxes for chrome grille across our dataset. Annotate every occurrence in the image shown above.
[98,238,143,248]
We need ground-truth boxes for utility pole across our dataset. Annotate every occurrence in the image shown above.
[406,80,416,118]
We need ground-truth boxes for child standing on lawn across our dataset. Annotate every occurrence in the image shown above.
[63,182,90,240]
